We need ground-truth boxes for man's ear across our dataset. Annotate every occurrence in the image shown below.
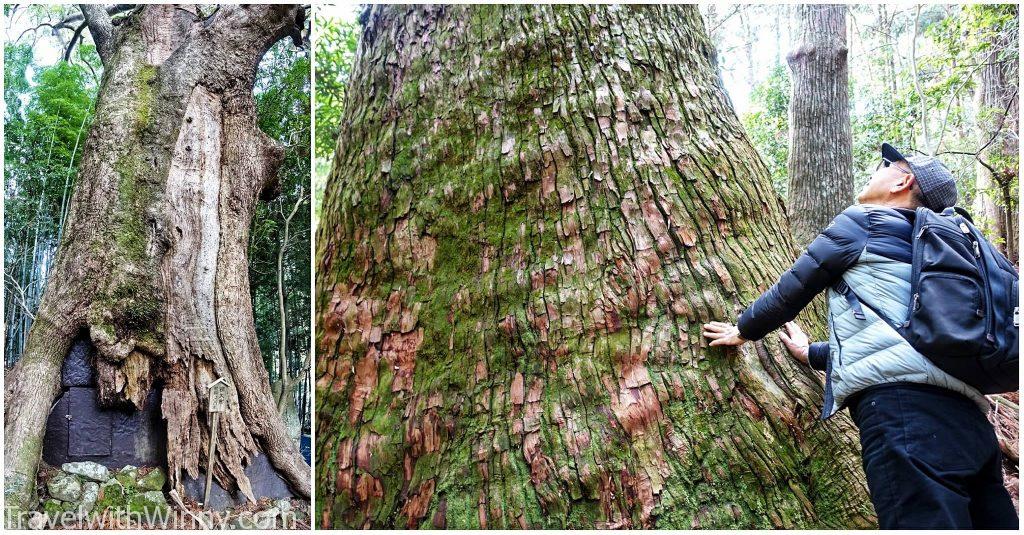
[890,173,916,193]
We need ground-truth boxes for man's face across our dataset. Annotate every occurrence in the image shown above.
[857,159,913,205]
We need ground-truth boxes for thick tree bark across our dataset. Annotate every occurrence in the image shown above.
[973,15,1018,264]
[315,5,874,529]
[4,4,310,513]
[785,5,853,246]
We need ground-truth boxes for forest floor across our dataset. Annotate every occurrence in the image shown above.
[990,392,1019,507]
[28,463,310,530]
[27,497,311,530]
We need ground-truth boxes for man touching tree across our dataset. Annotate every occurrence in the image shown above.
[704,143,1018,529]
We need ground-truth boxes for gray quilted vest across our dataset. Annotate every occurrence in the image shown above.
[822,250,991,418]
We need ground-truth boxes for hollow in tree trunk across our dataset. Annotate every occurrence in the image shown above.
[785,4,854,246]
[3,4,310,514]
[315,5,874,529]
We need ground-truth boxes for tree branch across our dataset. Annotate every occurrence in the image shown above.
[275,187,306,413]
[934,87,1018,175]
[62,21,87,62]
[4,271,37,322]
[79,4,115,63]
[59,4,135,29]
[932,65,986,153]
[203,4,307,66]
[16,22,57,44]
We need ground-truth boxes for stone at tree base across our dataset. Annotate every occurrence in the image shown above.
[61,461,110,482]
[230,507,282,530]
[97,479,126,510]
[46,472,82,502]
[94,474,171,518]
[275,498,291,512]
[116,466,139,488]
[254,507,281,529]
[231,514,257,530]
[136,468,166,491]
[80,482,100,513]
[129,491,169,515]
[27,512,47,530]
[42,499,64,518]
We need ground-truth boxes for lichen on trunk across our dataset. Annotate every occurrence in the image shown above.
[4,4,310,515]
[316,4,874,529]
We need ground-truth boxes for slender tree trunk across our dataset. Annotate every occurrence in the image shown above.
[275,192,304,413]
[316,5,873,529]
[4,4,310,514]
[774,8,783,66]
[910,6,933,154]
[740,9,755,88]
[973,13,1019,264]
[785,5,853,246]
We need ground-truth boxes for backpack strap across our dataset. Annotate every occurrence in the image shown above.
[832,278,906,332]
[947,205,975,224]
[832,280,866,320]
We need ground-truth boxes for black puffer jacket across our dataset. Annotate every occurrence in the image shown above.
[736,204,917,369]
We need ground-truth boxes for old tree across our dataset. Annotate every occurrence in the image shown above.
[4,5,310,512]
[316,5,874,529]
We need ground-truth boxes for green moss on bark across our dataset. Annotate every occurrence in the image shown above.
[316,4,875,529]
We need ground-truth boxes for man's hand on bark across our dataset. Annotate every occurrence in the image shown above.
[778,321,810,365]
[702,321,747,347]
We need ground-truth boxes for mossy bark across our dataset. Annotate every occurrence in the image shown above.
[315,5,874,529]
[4,5,310,514]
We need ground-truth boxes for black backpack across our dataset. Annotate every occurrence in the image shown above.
[897,207,1018,393]
[878,207,1018,393]
[836,207,1018,393]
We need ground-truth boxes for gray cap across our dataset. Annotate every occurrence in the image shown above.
[881,143,958,212]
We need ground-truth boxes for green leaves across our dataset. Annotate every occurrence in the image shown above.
[314,14,359,160]
[741,65,790,196]
[251,40,313,387]
[4,43,98,364]
[313,10,360,226]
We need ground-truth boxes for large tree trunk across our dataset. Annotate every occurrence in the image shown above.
[4,4,310,513]
[785,5,853,246]
[315,5,874,529]
[973,10,1019,264]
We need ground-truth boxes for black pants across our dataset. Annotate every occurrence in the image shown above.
[849,383,1018,529]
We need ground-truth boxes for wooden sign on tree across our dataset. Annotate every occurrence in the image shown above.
[207,378,230,414]
[204,377,231,507]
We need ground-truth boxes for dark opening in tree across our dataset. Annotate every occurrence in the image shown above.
[4,4,311,515]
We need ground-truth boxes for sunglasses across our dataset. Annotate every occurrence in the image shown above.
[876,157,913,175]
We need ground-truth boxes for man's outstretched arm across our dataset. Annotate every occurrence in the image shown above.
[735,206,872,342]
